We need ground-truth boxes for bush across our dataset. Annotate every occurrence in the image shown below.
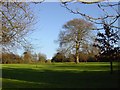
[45,60,51,63]
[51,53,66,62]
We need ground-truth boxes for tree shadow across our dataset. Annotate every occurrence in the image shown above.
[2,67,120,88]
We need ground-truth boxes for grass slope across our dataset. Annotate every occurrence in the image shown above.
[1,62,120,89]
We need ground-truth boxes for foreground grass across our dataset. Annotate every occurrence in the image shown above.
[1,62,120,89]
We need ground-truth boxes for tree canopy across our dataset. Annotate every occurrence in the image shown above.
[58,18,94,63]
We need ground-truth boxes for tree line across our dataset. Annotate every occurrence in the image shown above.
[2,49,119,64]
[1,51,51,64]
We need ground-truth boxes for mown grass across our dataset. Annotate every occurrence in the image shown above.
[1,62,120,89]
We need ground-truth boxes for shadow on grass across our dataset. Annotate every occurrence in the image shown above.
[2,67,120,89]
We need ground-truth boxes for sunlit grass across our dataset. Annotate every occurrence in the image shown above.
[2,62,119,71]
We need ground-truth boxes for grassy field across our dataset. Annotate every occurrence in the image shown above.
[1,62,120,89]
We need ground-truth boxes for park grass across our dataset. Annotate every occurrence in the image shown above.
[1,62,120,89]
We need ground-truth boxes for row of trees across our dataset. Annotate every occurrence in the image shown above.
[2,48,119,64]
[52,48,120,63]
[52,52,97,62]
[2,52,49,64]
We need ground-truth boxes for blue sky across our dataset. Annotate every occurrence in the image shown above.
[18,2,119,59]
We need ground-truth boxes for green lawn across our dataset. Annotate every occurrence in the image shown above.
[1,62,120,89]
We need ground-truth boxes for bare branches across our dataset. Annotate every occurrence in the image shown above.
[1,2,34,52]
[60,1,120,30]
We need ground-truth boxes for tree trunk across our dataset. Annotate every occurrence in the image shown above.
[76,53,79,64]
[76,42,79,64]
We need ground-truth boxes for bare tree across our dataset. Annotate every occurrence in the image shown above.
[1,2,34,52]
[58,18,94,63]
